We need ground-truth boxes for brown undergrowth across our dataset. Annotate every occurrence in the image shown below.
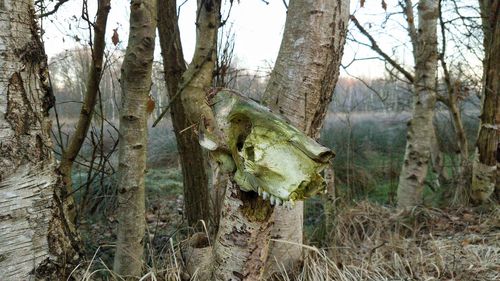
[75,201,499,280]
[281,201,500,281]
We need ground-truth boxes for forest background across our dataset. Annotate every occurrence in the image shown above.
[0,0,498,280]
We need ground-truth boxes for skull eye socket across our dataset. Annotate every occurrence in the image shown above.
[236,135,245,151]
[231,116,252,152]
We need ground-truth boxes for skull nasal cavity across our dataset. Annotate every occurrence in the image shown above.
[245,146,255,162]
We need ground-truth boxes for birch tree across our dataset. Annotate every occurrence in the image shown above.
[397,0,439,207]
[351,0,478,206]
[0,0,79,279]
[262,0,350,274]
[113,0,157,277]
[471,0,499,203]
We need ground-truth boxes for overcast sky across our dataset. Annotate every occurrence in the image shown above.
[40,0,481,80]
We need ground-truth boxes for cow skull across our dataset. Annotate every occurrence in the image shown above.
[199,90,334,208]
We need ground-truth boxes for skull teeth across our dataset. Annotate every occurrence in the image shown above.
[284,201,292,210]
[257,189,293,209]
[275,197,282,206]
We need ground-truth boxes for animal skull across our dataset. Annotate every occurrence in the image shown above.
[200,90,334,207]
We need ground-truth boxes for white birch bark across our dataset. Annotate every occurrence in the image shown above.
[262,0,349,275]
[397,0,439,207]
[0,0,79,279]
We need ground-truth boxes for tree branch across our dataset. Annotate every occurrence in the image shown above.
[38,0,71,18]
[350,15,415,83]
[401,0,418,52]
[58,0,111,218]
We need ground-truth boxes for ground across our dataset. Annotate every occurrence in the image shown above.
[292,201,500,281]
[76,191,499,280]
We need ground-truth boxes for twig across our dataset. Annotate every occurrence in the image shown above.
[350,15,415,83]
[38,0,70,18]
[282,0,288,9]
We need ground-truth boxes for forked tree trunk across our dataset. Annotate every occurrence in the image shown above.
[157,0,211,228]
[262,0,349,275]
[0,1,79,279]
[471,0,499,202]
[164,0,347,279]
[397,0,439,207]
[113,0,157,277]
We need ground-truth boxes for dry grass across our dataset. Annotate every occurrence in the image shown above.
[283,201,500,281]
[75,201,499,280]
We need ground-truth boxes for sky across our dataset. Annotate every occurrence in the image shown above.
[40,0,482,80]
[41,0,380,78]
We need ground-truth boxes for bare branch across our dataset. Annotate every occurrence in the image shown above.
[400,0,418,52]
[38,0,71,18]
[342,65,390,104]
[282,0,288,9]
[350,15,415,83]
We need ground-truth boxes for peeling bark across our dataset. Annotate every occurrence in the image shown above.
[212,181,275,280]
[0,1,79,279]
[113,0,157,278]
[262,0,349,274]
[472,0,499,203]
[397,0,439,207]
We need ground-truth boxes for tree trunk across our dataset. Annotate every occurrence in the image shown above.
[430,121,448,187]
[58,0,111,223]
[323,166,336,234]
[471,0,499,203]
[113,0,157,278]
[437,0,472,201]
[157,0,210,228]
[397,0,439,207]
[448,83,473,205]
[0,1,79,279]
[211,180,275,281]
[262,0,349,275]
